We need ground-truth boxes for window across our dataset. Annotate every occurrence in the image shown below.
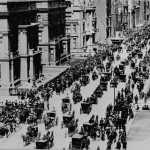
[66,13,71,19]
[73,38,77,48]
[37,15,42,22]
[73,24,76,33]
[92,12,95,18]
[65,1,71,7]
[83,36,85,46]
[66,25,70,33]
[83,12,85,19]
[0,33,2,43]
[50,48,54,60]
[38,32,42,42]
[63,43,66,53]
[83,22,85,32]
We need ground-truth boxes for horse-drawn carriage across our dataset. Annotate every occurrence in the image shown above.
[71,82,81,93]
[125,86,131,97]
[61,111,75,128]
[83,122,96,137]
[61,97,72,114]
[80,75,90,86]
[110,79,118,88]
[119,64,125,74]
[36,139,48,149]
[116,54,121,61]
[109,55,114,61]
[68,118,79,136]
[138,52,143,59]
[92,71,98,80]
[106,62,111,72]
[36,131,54,149]
[21,126,39,146]
[69,133,90,150]
[0,123,8,137]
[80,102,92,114]
[104,72,112,81]
[90,94,98,104]
[55,83,61,95]
[130,60,135,69]
[119,74,126,82]
[27,112,37,126]
[72,92,82,104]
[118,46,123,53]
[100,82,108,91]
[126,92,133,103]
[94,87,103,98]
[96,64,105,73]
[126,46,132,53]
[127,53,132,61]
[106,104,113,118]
[43,111,58,129]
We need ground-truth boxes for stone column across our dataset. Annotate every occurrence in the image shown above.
[11,60,14,83]
[19,29,28,83]
[53,47,56,62]
[20,57,28,83]
[18,30,28,55]
[1,61,10,87]
[29,56,34,83]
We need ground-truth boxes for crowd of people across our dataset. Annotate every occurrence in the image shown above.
[1,24,150,149]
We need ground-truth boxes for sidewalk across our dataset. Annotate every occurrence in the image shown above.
[0,124,26,145]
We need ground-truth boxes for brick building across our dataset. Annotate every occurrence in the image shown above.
[36,0,71,66]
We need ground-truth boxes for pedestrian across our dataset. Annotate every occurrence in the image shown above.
[144,93,147,103]
[47,102,49,110]
[116,140,121,150]
[122,140,127,150]
[101,130,105,141]
[134,94,138,104]
[99,118,104,130]
[131,82,134,91]
[117,91,120,99]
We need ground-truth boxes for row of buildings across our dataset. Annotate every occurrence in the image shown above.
[0,0,97,94]
[97,0,150,43]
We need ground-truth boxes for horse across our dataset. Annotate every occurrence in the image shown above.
[21,134,30,146]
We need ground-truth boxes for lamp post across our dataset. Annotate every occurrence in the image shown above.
[110,76,118,106]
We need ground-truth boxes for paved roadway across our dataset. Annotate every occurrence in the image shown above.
[0,44,149,150]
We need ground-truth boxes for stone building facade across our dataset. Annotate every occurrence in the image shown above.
[97,0,150,41]
[65,0,97,57]
[0,0,41,94]
[0,0,71,95]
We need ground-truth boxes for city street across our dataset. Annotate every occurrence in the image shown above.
[0,43,149,150]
